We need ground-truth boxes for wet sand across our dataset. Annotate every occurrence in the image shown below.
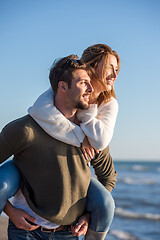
[0,216,8,240]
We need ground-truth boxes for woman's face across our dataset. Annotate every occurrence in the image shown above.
[89,54,118,103]
[96,54,118,92]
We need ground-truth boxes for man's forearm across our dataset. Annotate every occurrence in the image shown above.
[3,200,39,231]
[91,146,117,192]
[3,200,14,217]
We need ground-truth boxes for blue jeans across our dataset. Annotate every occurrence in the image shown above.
[0,160,20,214]
[86,177,115,232]
[8,220,81,240]
[0,161,115,233]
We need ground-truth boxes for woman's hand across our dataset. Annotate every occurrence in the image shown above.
[81,137,99,160]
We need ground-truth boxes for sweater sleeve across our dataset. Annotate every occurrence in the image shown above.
[0,121,22,163]
[28,88,85,147]
[77,98,119,151]
[0,129,13,163]
[90,146,117,192]
[0,117,32,164]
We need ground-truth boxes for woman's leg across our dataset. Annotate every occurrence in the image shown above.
[0,160,20,213]
[85,177,115,239]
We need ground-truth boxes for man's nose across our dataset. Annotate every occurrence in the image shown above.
[87,82,94,93]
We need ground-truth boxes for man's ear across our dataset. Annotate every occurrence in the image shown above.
[58,81,68,92]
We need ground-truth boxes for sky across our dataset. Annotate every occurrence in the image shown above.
[0,0,160,161]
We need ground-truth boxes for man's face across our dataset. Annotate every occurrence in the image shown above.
[67,69,94,110]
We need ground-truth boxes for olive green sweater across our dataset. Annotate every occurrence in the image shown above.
[0,115,117,225]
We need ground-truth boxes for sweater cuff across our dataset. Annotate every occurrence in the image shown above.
[77,104,98,123]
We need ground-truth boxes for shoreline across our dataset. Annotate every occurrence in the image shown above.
[0,216,8,240]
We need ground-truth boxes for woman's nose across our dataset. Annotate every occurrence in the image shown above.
[112,68,117,78]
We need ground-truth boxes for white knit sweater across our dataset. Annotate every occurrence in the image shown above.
[28,88,118,151]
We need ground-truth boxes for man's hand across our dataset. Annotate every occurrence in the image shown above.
[71,213,90,237]
[4,201,39,231]
[81,137,99,160]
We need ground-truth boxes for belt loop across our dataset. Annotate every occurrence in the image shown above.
[64,225,67,231]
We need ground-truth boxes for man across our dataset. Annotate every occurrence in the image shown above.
[0,55,116,239]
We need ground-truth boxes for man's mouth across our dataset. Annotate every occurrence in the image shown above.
[83,94,90,102]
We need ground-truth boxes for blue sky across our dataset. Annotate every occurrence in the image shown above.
[0,0,160,160]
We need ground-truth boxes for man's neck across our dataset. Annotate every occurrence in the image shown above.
[54,95,77,123]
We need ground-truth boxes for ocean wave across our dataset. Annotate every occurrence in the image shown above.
[115,207,160,221]
[110,230,138,240]
[118,177,155,185]
[132,164,160,173]
[115,162,160,173]
[157,167,160,172]
[131,164,148,172]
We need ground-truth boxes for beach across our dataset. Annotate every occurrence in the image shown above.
[0,216,8,240]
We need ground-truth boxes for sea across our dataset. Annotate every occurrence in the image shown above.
[91,160,160,240]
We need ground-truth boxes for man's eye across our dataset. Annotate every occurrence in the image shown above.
[81,81,87,85]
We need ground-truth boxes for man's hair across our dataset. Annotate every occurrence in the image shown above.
[49,54,92,94]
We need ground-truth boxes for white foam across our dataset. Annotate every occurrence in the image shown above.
[110,230,137,240]
[157,167,160,172]
[132,164,147,171]
[118,177,154,185]
[115,207,160,221]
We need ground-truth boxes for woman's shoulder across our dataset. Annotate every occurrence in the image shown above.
[98,97,118,111]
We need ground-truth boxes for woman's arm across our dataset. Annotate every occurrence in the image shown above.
[28,88,85,147]
[28,88,118,157]
[77,98,119,151]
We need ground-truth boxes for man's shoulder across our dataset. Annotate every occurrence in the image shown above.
[0,115,37,151]
[3,115,33,128]
[2,115,36,137]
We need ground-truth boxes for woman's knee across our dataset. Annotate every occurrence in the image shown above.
[0,160,20,198]
[86,178,115,231]
[95,186,115,217]
[87,178,115,216]
[101,191,115,217]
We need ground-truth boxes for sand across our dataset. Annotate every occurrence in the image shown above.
[0,216,8,240]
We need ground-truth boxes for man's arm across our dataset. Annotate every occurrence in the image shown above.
[91,146,117,192]
[3,201,39,231]
[71,213,90,237]
[0,129,13,164]
[4,200,89,235]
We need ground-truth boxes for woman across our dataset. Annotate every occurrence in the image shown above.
[78,44,120,158]
[0,44,120,240]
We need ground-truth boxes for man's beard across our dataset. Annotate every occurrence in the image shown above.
[75,101,89,110]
